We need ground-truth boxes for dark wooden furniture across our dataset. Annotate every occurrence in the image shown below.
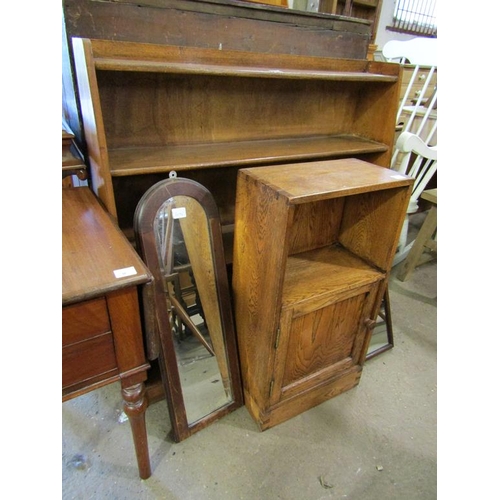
[232,159,413,430]
[318,0,382,45]
[62,186,153,479]
[63,0,372,61]
[71,37,401,253]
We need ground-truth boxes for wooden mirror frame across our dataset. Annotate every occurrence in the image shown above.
[134,177,243,442]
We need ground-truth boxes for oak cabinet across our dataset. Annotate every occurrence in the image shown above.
[232,159,413,430]
[71,37,401,249]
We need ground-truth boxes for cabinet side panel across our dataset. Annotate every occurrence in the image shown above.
[72,38,117,216]
[339,186,411,271]
[232,173,289,410]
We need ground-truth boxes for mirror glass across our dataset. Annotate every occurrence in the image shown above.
[154,195,233,424]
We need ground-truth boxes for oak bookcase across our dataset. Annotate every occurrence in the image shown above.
[71,37,401,252]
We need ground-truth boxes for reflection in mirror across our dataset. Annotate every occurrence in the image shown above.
[155,195,232,423]
[134,177,242,442]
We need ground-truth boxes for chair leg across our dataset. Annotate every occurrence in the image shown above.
[382,287,394,348]
[398,205,437,281]
[366,286,394,360]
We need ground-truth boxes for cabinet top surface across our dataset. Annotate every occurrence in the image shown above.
[239,158,413,203]
[62,187,151,305]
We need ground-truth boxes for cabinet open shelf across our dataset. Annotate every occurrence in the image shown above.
[282,245,384,311]
[109,135,389,176]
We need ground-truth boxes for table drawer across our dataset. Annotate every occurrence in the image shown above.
[62,333,118,389]
[63,297,111,346]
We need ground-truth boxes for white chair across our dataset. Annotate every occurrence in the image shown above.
[392,131,437,267]
[368,130,437,358]
[383,38,437,169]
[397,188,437,281]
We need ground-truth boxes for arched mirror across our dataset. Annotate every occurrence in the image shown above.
[134,177,243,442]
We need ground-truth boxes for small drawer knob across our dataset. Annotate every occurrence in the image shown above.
[364,318,377,330]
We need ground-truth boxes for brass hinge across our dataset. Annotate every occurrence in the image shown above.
[269,379,274,397]
[274,327,281,349]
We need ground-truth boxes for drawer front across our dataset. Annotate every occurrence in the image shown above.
[62,333,117,389]
[400,66,437,107]
[62,298,111,346]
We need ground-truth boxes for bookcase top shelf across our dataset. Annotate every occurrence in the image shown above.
[95,58,398,82]
[83,38,399,83]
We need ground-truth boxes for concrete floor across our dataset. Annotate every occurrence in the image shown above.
[62,225,437,500]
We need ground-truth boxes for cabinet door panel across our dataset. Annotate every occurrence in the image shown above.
[274,285,377,403]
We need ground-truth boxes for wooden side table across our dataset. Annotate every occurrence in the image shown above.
[62,187,153,479]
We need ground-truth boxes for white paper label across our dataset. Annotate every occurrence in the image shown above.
[172,207,187,219]
[114,266,137,278]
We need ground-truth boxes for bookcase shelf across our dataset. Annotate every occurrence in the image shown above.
[108,135,389,176]
[72,37,401,239]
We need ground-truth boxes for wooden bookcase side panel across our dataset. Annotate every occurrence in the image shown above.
[352,76,401,168]
[339,185,413,271]
[232,174,290,408]
[72,38,117,217]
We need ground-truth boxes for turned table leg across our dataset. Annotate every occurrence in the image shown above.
[122,382,151,479]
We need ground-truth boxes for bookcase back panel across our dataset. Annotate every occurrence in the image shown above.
[97,72,369,148]
[113,167,240,230]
